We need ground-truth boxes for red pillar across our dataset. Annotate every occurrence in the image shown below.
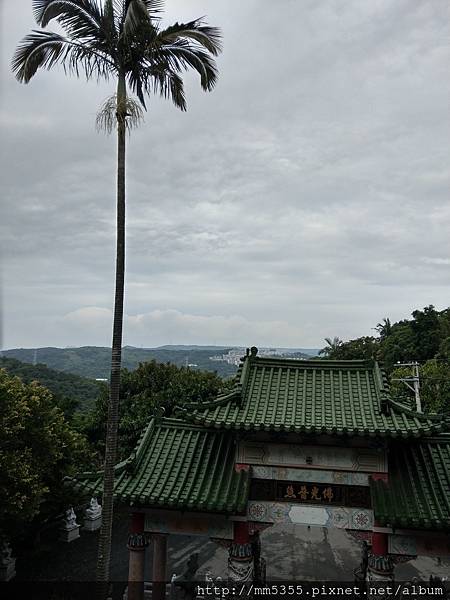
[234,521,250,544]
[367,531,394,582]
[372,532,388,556]
[127,512,147,600]
[228,522,253,582]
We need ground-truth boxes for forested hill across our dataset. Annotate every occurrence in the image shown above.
[0,356,101,412]
[320,305,450,370]
[1,346,239,379]
[319,305,450,414]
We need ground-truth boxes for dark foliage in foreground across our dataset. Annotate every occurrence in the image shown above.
[0,369,93,544]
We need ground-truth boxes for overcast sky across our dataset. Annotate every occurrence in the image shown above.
[1,0,449,350]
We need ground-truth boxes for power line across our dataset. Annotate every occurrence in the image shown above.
[392,361,421,412]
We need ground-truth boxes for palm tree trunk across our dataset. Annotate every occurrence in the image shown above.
[96,71,127,594]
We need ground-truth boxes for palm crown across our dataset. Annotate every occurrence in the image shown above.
[12,0,222,111]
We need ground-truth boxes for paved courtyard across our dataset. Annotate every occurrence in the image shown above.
[15,515,449,582]
[200,524,449,582]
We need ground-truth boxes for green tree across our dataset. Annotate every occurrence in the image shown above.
[378,307,448,370]
[438,337,450,360]
[377,321,416,371]
[83,360,230,458]
[0,369,90,544]
[13,0,221,585]
[410,305,441,361]
[320,336,379,360]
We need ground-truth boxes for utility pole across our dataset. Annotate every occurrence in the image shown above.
[392,361,421,412]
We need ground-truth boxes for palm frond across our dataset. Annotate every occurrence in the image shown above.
[152,42,219,91]
[128,63,186,111]
[154,68,186,111]
[111,0,125,26]
[33,0,102,37]
[12,30,67,82]
[123,0,150,38]
[159,19,222,56]
[12,29,115,83]
[127,63,146,106]
[140,0,163,20]
[101,0,119,46]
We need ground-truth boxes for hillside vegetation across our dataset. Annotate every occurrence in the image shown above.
[0,356,101,414]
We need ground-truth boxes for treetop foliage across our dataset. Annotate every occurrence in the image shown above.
[320,305,450,414]
[12,0,222,112]
[82,359,231,459]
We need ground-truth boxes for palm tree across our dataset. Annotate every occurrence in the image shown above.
[13,0,221,587]
[319,336,343,357]
[375,317,392,339]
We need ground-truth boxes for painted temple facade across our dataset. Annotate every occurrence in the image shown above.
[72,347,450,598]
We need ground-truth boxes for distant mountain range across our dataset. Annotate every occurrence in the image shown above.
[1,345,319,380]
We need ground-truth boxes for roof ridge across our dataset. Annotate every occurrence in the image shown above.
[176,387,241,412]
[154,417,227,433]
[73,418,157,480]
[250,356,375,368]
[171,359,247,415]
[411,433,450,444]
[373,361,390,414]
[387,397,444,421]
[127,417,157,473]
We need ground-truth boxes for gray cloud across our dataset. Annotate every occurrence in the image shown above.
[1,0,449,349]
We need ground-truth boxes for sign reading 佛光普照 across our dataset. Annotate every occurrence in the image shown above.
[249,479,371,509]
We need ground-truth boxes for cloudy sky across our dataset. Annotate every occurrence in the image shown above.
[1,0,449,350]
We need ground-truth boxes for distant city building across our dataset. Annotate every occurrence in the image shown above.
[209,347,308,366]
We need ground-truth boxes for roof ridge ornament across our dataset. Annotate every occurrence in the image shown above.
[380,392,390,416]
[155,406,165,421]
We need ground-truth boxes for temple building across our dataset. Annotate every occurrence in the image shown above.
[71,347,450,598]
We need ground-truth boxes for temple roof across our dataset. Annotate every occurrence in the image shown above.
[70,418,249,513]
[371,436,450,530]
[176,352,444,438]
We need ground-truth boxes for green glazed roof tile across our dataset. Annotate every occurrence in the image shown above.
[70,418,249,513]
[371,436,450,530]
[177,355,443,438]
